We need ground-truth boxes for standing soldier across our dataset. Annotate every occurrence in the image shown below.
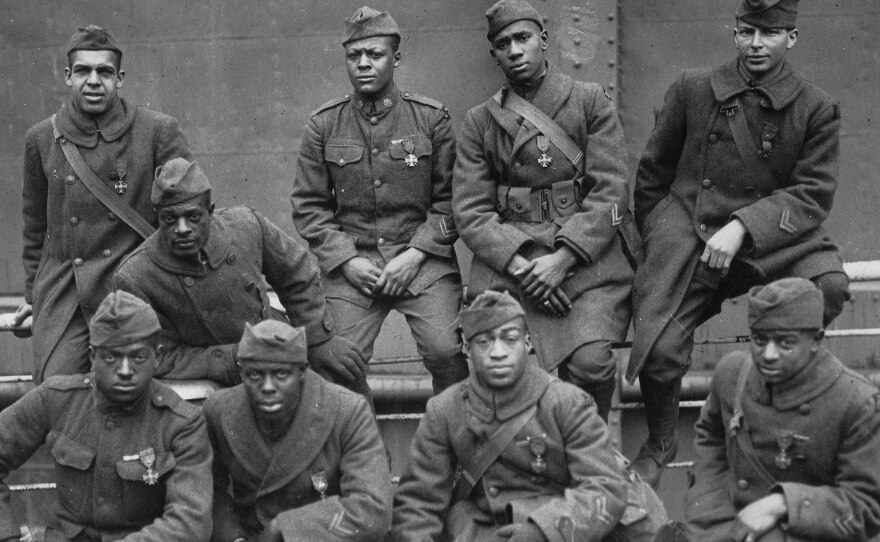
[11,25,192,383]
[453,0,640,420]
[292,6,468,395]
[628,0,850,487]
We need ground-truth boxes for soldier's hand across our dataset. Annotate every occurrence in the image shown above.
[506,254,533,277]
[373,248,426,297]
[538,288,571,317]
[496,522,547,541]
[309,335,367,384]
[515,247,577,303]
[700,219,747,277]
[732,493,787,541]
[341,257,382,296]
[10,302,33,338]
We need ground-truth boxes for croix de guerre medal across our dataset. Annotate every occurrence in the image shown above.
[139,447,159,485]
[113,179,128,195]
[536,135,552,168]
[311,470,328,500]
[774,434,792,470]
[403,139,418,167]
[528,436,547,475]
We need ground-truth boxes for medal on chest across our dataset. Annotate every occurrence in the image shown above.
[139,447,159,485]
[110,160,128,195]
[528,435,548,475]
[774,432,810,470]
[311,470,328,500]
[536,135,552,168]
[113,179,128,195]
[403,139,419,167]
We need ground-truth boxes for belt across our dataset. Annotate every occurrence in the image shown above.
[529,188,552,222]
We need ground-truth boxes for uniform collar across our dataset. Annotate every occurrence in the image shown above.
[55,97,137,148]
[711,58,805,110]
[505,60,549,101]
[144,213,231,277]
[500,61,572,119]
[466,362,550,424]
[353,83,398,120]
[748,347,844,410]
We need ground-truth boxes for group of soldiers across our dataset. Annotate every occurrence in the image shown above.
[2,0,879,540]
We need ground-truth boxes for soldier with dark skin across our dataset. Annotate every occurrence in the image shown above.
[453,0,640,421]
[628,0,851,487]
[204,320,392,542]
[12,25,192,383]
[0,291,213,542]
[292,6,468,397]
[679,278,880,542]
[392,291,667,542]
[114,158,364,387]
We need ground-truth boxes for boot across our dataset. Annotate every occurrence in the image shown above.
[631,375,681,488]
[581,377,616,423]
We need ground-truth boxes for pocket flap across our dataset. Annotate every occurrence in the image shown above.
[551,179,578,211]
[324,144,364,167]
[51,434,96,471]
[506,187,532,214]
[389,136,433,159]
[116,451,176,481]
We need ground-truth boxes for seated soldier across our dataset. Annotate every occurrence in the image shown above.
[204,320,392,542]
[392,290,666,542]
[0,290,212,541]
[682,278,880,542]
[115,158,365,389]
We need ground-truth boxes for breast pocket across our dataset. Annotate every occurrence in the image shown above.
[324,141,365,168]
[50,432,96,517]
[116,451,177,521]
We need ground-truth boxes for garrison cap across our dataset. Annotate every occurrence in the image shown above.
[67,25,123,59]
[89,290,161,348]
[460,290,526,341]
[237,320,308,365]
[151,158,212,207]
[486,0,544,40]
[747,278,823,331]
[342,6,401,46]
[736,0,798,29]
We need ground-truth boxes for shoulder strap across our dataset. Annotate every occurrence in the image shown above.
[52,115,155,239]
[729,356,778,486]
[494,89,584,174]
[452,403,538,502]
[722,97,776,190]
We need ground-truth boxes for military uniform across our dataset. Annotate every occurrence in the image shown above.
[204,370,392,542]
[292,83,467,391]
[0,374,212,541]
[686,350,880,542]
[23,97,191,382]
[392,363,666,542]
[114,206,334,386]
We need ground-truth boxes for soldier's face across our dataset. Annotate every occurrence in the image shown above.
[734,21,797,80]
[750,328,822,384]
[239,361,306,423]
[90,339,159,407]
[156,196,214,260]
[345,36,399,99]
[465,319,531,390]
[65,50,124,117]
[489,21,548,84]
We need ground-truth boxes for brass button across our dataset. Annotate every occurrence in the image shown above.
[73,258,84,266]
[708,133,719,143]
[701,179,713,189]
[357,100,364,109]
[383,98,392,108]
[184,277,195,287]
[374,179,382,187]
[65,175,76,185]
[69,216,79,225]
[736,479,749,490]
[102,249,111,258]
[802,499,812,508]
[560,197,568,204]
[515,203,522,210]
[488,486,499,497]
[227,254,237,264]
[370,117,378,125]
[699,224,707,232]
[83,377,91,385]
[371,148,379,156]
[403,92,410,98]
[377,237,385,245]
[799,403,811,415]
[514,162,521,169]
[338,158,345,165]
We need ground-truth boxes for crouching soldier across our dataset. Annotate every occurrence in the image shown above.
[0,290,212,541]
[682,278,880,542]
[204,320,392,542]
[392,291,666,542]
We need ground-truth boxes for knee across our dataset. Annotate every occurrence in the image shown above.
[812,272,850,325]
[564,341,617,385]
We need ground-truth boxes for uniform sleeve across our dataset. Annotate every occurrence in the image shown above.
[0,387,52,539]
[22,130,48,304]
[554,86,632,264]
[507,390,627,542]
[292,116,360,274]
[154,116,193,169]
[453,108,535,274]
[390,398,456,542]
[274,395,393,542]
[204,398,249,542]
[731,98,840,257]
[255,210,334,345]
[633,72,687,232]
[123,411,213,542]
[684,388,739,541]
[773,392,880,541]
[407,110,458,259]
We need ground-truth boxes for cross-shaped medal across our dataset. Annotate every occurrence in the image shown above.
[538,154,552,168]
[114,179,128,195]
[405,154,419,167]
[536,135,552,168]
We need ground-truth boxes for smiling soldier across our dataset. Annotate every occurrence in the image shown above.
[628,0,851,488]
[12,25,193,384]
[292,6,468,398]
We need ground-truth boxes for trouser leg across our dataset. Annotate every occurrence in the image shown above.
[558,340,617,422]
[35,308,91,385]
[325,296,390,404]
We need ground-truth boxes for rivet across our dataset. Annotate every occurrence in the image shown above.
[574,38,582,46]
[608,37,616,44]
[542,16,549,23]
[572,14,580,22]
[573,60,582,68]
[608,60,616,67]
[607,83,616,90]
[608,13,615,21]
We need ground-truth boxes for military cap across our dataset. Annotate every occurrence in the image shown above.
[67,25,123,59]
[747,278,824,331]
[486,0,544,40]
[89,290,161,348]
[237,320,308,365]
[151,158,212,207]
[342,6,401,46]
[460,290,526,341]
[736,0,798,29]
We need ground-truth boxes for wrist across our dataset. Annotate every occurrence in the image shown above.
[407,247,427,262]
[555,245,578,267]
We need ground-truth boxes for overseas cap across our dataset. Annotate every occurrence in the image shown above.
[237,320,308,365]
[151,158,212,207]
[460,290,526,341]
[747,278,823,331]
[486,0,544,40]
[67,25,123,59]
[736,0,798,29]
[89,290,161,348]
[342,6,401,46]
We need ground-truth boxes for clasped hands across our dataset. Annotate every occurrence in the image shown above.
[341,248,426,298]
[507,247,577,317]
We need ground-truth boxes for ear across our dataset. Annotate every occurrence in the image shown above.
[523,332,532,353]
[539,29,550,50]
[786,28,798,50]
[117,69,126,87]
[208,202,216,215]
[490,49,498,63]
[813,328,825,344]
[393,50,401,67]
[88,345,97,366]
[64,67,72,86]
